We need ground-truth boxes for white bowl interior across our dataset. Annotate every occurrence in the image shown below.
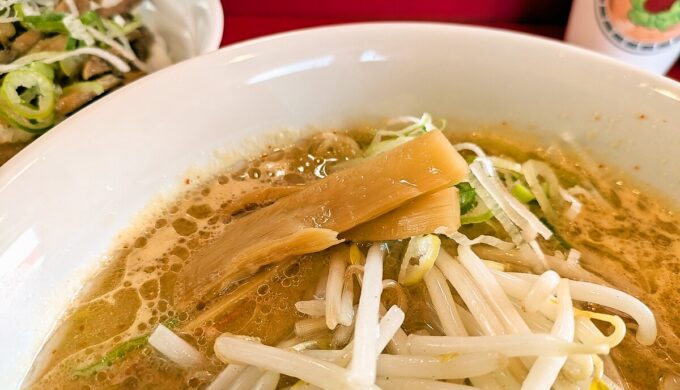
[0,23,679,388]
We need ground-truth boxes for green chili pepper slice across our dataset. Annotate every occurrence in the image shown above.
[511,182,536,203]
[0,68,57,121]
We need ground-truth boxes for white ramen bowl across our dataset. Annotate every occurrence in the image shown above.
[0,23,679,388]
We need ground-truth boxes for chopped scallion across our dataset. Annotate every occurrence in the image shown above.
[511,182,536,203]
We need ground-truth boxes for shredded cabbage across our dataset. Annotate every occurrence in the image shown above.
[63,14,94,45]
[0,48,131,74]
[364,113,437,157]
[470,159,552,244]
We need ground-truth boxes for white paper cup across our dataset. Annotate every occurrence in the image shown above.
[566,0,680,74]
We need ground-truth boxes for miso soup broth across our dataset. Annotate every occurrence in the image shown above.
[24,115,680,390]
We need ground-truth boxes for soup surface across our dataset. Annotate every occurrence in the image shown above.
[24,118,680,390]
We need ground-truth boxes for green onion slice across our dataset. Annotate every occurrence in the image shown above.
[0,68,56,121]
[398,234,441,286]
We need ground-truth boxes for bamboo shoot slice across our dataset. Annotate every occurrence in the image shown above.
[176,130,468,306]
[341,187,460,241]
[222,185,303,217]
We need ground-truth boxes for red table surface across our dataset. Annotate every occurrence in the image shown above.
[218,0,680,82]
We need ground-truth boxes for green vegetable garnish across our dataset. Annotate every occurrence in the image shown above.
[28,62,55,81]
[1,68,56,120]
[72,317,178,377]
[364,136,417,156]
[163,316,179,330]
[73,335,149,377]
[461,209,493,225]
[0,108,54,133]
[11,3,25,18]
[59,57,83,78]
[539,217,572,250]
[121,15,144,35]
[511,182,535,203]
[79,10,105,30]
[21,12,68,34]
[363,113,435,157]
[455,182,478,215]
[65,37,78,51]
[0,66,56,132]
[62,81,105,96]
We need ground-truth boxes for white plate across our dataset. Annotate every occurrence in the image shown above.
[0,23,679,388]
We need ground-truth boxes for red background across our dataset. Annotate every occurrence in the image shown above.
[218,0,680,81]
